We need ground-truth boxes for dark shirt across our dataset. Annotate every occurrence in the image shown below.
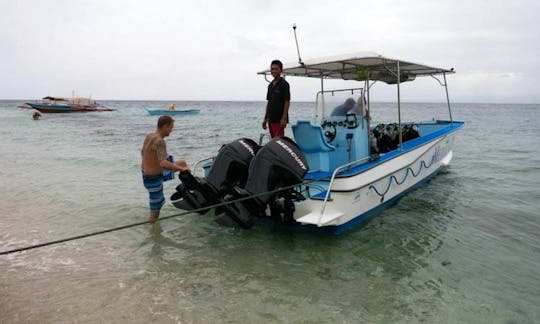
[266,77,290,123]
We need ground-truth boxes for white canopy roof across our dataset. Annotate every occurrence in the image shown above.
[258,51,454,84]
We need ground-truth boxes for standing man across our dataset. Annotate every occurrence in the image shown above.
[141,115,188,221]
[262,59,290,138]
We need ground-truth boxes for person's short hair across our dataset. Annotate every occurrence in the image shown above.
[271,59,283,70]
[157,115,174,128]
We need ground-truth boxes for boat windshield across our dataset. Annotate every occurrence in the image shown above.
[315,87,366,120]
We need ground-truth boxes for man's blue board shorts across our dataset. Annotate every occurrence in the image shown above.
[142,154,175,212]
[142,172,165,212]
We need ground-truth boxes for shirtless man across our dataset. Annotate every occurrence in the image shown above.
[141,115,188,221]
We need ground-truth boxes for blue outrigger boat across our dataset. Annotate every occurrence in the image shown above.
[171,52,463,234]
[145,108,200,116]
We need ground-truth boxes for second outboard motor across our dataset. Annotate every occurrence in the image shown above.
[171,138,260,213]
[218,136,309,228]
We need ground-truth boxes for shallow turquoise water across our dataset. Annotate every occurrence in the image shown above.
[0,101,539,323]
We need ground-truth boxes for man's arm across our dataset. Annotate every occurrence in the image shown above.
[280,81,291,128]
[280,100,290,128]
[262,102,269,129]
[156,139,184,172]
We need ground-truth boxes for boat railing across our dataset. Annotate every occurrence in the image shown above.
[317,155,372,226]
[192,156,215,177]
[258,133,270,146]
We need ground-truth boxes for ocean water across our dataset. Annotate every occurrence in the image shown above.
[0,100,539,323]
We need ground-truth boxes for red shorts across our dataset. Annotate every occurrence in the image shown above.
[269,122,284,138]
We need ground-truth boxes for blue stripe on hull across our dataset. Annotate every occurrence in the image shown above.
[257,165,443,235]
[26,103,83,113]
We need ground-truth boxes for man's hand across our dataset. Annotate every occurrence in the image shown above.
[262,119,268,130]
[175,160,190,172]
[280,118,287,129]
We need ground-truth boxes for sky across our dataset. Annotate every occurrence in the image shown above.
[1,0,538,103]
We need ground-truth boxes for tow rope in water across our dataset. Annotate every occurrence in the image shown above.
[0,180,316,256]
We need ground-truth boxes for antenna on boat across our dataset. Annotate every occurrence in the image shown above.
[292,24,304,65]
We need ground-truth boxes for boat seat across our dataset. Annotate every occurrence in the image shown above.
[292,120,335,172]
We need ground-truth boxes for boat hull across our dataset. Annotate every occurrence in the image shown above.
[25,103,113,113]
[145,108,200,116]
[257,166,445,234]
[292,126,461,234]
[25,103,84,113]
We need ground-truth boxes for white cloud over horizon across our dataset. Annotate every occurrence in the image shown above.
[1,0,539,103]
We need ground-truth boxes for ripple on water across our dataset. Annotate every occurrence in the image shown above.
[1,102,539,322]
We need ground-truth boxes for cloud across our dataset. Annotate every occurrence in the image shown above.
[0,0,538,102]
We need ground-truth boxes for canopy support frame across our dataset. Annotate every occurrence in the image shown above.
[430,73,454,123]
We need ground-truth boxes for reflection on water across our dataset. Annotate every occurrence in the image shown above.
[126,176,457,322]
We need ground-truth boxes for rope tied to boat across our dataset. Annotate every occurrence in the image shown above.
[0,180,316,256]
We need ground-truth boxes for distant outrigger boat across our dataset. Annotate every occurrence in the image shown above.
[22,96,114,113]
[145,108,200,116]
[171,52,463,234]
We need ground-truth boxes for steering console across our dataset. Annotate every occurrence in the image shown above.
[321,114,360,143]
[345,113,359,129]
[321,121,337,143]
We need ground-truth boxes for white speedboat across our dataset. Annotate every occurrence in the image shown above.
[171,52,463,234]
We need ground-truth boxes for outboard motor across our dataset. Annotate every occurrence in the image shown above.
[218,136,309,228]
[171,138,260,213]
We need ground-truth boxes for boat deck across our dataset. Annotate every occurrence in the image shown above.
[303,120,463,181]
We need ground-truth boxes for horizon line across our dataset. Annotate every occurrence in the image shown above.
[2,98,539,105]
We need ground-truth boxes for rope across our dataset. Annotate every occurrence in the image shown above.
[0,180,314,256]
